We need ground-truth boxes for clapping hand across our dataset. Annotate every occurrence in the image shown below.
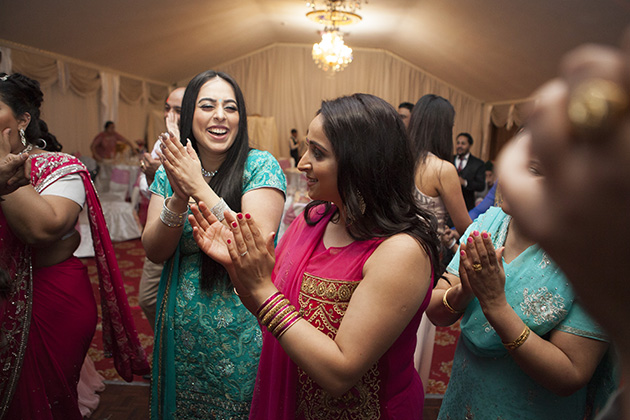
[189,202,233,268]
[159,133,204,201]
[459,230,507,312]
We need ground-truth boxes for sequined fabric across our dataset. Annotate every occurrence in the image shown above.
[149,150,286,419]
[440,207,615,420]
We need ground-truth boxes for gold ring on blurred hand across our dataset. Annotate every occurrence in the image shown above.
[567,78,628,134]
[472,263,483,272]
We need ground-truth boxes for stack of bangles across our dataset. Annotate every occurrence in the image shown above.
[160,197,189,228]
[257,292,301,339]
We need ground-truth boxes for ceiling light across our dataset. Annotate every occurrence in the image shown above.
[306,1,364,75]
[312,29,353,75]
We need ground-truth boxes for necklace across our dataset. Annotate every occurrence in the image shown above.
[201,167,218,177]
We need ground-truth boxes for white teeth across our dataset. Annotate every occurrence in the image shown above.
[208,128,228,135]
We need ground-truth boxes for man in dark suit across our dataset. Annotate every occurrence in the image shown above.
[453,132,485,210]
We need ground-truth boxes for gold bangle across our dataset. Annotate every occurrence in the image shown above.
[442,287,465,314]
[503,325,531,351]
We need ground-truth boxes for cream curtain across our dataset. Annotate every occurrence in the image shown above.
[4,42,493,160]
[2,44,169,157]
[216,44,486,159]
[490,101,534,129]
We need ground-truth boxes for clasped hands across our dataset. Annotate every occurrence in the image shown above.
[457,230,507,313]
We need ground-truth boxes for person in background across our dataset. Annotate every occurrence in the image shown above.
[474,160,496,206]
[398,101,414,129]
[0,72,148,420]
[406,93,472,390]
[142,70,285,419]
[453,132,485,210]
[189,93,440,419]
[497,32,630,420]
[90,120,136,161]
[289,128,300,165]
[137,86,185,331]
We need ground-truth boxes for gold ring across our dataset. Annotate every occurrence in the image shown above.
[472,263,482,272]
[567,78,628,134]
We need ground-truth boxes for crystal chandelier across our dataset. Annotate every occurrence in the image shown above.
[312,29,354,75]
[306,1,365,75]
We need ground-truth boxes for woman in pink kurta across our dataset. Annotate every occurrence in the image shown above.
[190,93,440,419]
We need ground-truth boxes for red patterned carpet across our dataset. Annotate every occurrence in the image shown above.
[80,238,460,392]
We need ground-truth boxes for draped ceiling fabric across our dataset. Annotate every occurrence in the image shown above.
[4,45,169,158]
[1,42,531,162]
[215,44,487,159]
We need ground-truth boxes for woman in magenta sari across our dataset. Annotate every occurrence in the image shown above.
[190,93,440,419]
[0,73,149,420]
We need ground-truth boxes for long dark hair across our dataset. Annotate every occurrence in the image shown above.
[304,93,440,273]
[179,70,251,289]
[0,73,43,145]
[407,94,455,164]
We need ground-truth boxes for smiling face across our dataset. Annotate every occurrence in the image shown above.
[192,77,239,157]
[297,114,340,204]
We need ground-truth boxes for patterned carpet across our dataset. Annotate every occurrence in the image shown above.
[80,238,460,392]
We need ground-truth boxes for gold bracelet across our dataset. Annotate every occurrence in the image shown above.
[442,287,465,314]
[502,326,531,351]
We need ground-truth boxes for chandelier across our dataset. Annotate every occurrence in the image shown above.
[306,1,365,75]
[312,29,354,74]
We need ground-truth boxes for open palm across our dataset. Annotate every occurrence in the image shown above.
[189,202,233,268]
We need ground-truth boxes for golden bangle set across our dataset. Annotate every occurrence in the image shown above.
[442,287,465,314]
[502,325,531,351]
[257,292,301,339]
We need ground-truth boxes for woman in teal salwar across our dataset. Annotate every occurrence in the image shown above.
[142,71,286,419]
[426,152,616,419]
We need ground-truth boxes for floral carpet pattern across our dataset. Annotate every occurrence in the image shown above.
[81,238,461,392]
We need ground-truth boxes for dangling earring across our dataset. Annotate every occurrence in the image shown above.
[19,129,26,147]
[357,191,366,215]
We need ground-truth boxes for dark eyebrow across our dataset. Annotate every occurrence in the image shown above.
[197,97,237,105]
[307,138,329,153]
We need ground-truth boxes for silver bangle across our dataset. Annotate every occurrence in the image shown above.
[160,197,189,228]
[210,198,231,222]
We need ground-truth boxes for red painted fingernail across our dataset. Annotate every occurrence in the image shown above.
[245,213,251,219]
[482,232,489,239]
[232,222,238,228]
[467,237,473,244]
[460,251,465,257]
[237,213,243,220]
[227,239,231,244]
[473,230,479,237]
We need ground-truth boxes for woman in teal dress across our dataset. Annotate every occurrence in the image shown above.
[426,154,616,419]
[142,71,286,419]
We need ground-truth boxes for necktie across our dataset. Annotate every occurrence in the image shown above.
[457,158,464,172]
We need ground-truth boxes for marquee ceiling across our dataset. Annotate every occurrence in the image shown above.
[1,0,629,103]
